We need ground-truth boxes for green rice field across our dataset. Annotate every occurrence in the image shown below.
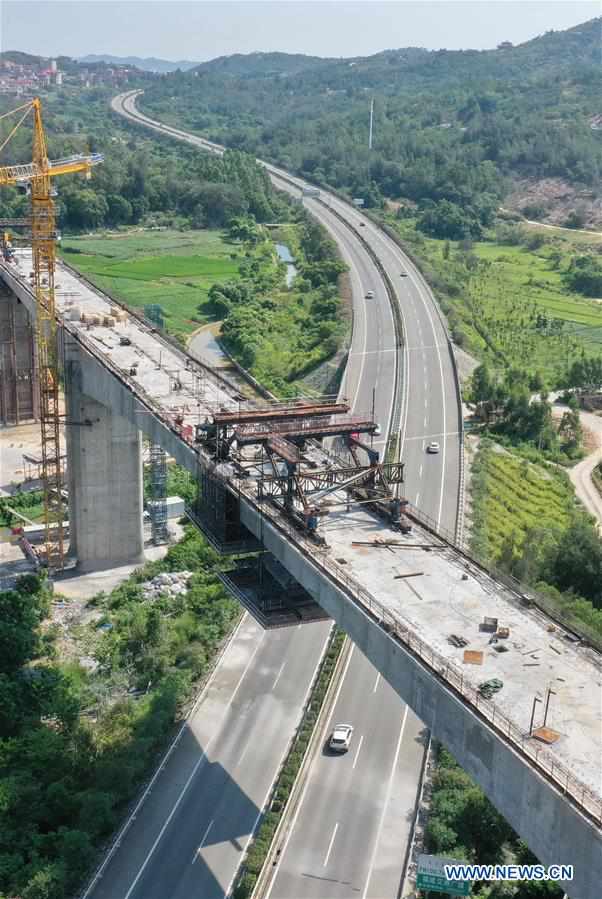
[60,230,242,340]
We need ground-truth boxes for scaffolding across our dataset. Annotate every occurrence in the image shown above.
[148,444,169,544]
[188,462,261,554]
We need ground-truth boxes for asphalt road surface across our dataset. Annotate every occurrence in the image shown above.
[104,91,462,899]
[85,616,331,899]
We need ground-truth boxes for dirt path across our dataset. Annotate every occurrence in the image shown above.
[556,408,602,529]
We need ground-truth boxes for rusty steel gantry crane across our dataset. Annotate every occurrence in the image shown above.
[0,98,103,572]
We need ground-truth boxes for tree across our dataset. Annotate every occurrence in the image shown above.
[106,194,132,226]
[563,256,602,298]
[558,402,582,454]
[63,189,108,229]
[471,364,492,404]
[544,517,602,606]
[563,207,587,229]
[0,583,47,675]
[417,200,482,240]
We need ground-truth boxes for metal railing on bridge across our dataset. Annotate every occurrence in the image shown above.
[40,271,602,829]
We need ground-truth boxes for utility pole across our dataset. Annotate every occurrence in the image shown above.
[368,97,374,150]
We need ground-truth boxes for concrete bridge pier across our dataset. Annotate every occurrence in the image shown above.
[0,287,39,424]
[64,337,145,571]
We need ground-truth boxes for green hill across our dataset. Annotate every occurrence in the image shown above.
[142,17,602,223]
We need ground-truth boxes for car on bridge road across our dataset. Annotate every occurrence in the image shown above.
[365,289,374,299]
[329,724,354,752]
[427,441,440,453]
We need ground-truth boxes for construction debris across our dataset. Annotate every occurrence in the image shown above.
[532,726,561,745]
[478,678,504,699]
[142,571,193,601]
[352,540,441,549]
[448,634,468,648]
[394,571,424,579]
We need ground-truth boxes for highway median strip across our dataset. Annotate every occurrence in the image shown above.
[232,629,349,899]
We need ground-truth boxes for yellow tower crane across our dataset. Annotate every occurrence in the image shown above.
[0,98,103,572]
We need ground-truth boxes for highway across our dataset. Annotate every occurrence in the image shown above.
[84,616,332,899]
[99,90,462,899]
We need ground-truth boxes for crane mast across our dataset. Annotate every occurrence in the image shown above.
[31,99,65,570]
[0,98,103,572]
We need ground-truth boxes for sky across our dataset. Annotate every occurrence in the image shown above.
[2,1,599,62]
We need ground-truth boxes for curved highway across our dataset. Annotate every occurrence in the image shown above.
[98,89,462,899]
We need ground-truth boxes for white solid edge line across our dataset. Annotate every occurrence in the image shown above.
[361,706,409,899]
[362,219,450,526]
[79,612,250,899]
[124,752,207,898]
[352,734,365,770]
[323,822,339,867]
[272,660,286,690]
[192,819,215,864]
[263,643,355,899]
[122,630,265,899]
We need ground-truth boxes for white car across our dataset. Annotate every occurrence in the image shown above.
[400,270,408,277]
[373,424,382,437]
[329,724,354,752]
[427,441,440,454]
[365,290,374,299]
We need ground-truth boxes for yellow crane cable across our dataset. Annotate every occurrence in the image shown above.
[0,102,33,158]
[0,99,33,121]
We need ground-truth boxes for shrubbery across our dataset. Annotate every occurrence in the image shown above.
[426,745,562,898]
[0,528,239,899]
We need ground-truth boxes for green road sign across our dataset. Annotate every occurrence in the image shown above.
[416,854,471,896]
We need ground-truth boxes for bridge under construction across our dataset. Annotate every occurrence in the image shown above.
[1,245,601,898]
[1,94,601,899]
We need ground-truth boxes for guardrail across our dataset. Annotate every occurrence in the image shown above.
[366,217,467,545]
[312,197,406,450]
[11,222,602,833]
[234,480,602,827]
[402,499,602,654]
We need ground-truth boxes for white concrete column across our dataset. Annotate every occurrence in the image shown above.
[0,289,39,424]
[65,343,145,571]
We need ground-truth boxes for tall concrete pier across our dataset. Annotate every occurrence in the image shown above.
[64,336,145,571]
[0,287,39,424]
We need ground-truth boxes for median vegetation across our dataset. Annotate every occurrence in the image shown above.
[0,528,240,899]
[233,629,346,899]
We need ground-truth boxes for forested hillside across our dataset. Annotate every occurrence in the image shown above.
[142,17,602,228]
[0,87,285,232]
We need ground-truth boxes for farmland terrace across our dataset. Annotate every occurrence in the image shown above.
[1,249,601,897]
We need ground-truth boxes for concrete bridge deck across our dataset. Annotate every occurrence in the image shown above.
[2,245,601,894]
